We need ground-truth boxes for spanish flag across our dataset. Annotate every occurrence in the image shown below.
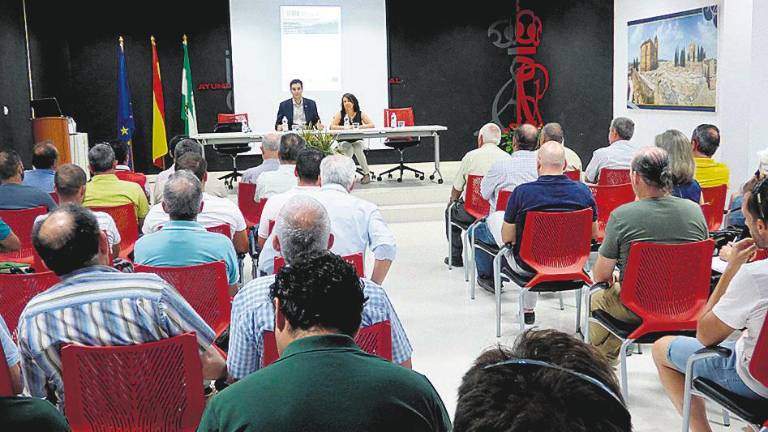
[151,36,168,169]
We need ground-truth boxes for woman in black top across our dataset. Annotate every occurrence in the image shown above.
[330,93,375,183]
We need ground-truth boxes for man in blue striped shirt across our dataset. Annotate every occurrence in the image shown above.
[18,204,226,408]
[228,194,412,381]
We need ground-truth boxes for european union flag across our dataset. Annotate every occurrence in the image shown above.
[117,37,135,163]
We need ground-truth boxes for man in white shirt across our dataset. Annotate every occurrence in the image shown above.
[36,164,121,257]
[445,123,511,266]
[143,153,248,254]
[241,133,281,184]
[653,177,768,432]
[480,123,539,210]
[255,133,305,200]
[152,138,227,204]
[583,117,640,183]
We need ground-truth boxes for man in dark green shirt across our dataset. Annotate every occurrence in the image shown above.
[198,251,451,432]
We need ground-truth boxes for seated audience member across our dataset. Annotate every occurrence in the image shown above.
[153,137,227,204]
[135,171,239,294]
[22,142,58,193]
[142,153,248,254]
[241,133,281,184]
[202,251,449,431]
[540,122,582,172]
[0,218,20,252]
[35,164,122,257]
[691,123,728,188]
[445,123,511,267]
[0,314,70,431]
[255,133,305,200]
[230,195,412,380]
[655,129,702,203]
[109,140,149,196]
[453,329,631,432]
[473,142,597,325]
[313,155,396,285]
[82,144,149,224]
[329,93,375,184]
[584,117,639,183]
[653,177,768,432]
[20,204,225,408]
[256,148,324,256]
[0,149,56,211]
[480,123,539,211]
[590,147,708,362]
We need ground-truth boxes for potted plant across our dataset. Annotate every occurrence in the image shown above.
[299,129,339,155]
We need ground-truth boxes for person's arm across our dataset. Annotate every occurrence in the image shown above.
[275,102,286,130]
[200,344,227,381]
[233,229,249,254]
[591,221,599,241]
[697,238,756,346]
[111,243,121,259]
[8,363,22,396]
[0,318,22,394]
[367,208,396,284]
[361,112,375,129]
[0,231,20,252]
[501,222,516,244]
[584,153,600,184]
[480,163,501,201]
[592,255,617,284]
[329,112,344,130]
[449,188,462,203]
[371,259,392,285]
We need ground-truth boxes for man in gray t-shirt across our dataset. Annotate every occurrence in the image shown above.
[589,147,708,362]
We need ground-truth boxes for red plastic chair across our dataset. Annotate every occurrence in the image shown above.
[0,207,48,265]
[598,168,631,186]
[587,239,715,402]
[0,272,60,340]
[134,262,231,337]
[465,188,514,294]
[0,338,13,396]
[87,204,138,259]
[237,183,267,229]
[496,189,512,212]
[589,183,636,242]
[565,170,581,181]
[378,108,424,182]
[701,184,728,231]
[262,320,393,367]
[61,333,205,432]
[448,174,489,272]
[206,223,230,238]
[274,253,364,277]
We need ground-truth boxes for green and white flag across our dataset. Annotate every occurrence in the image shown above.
[181,34,198,136]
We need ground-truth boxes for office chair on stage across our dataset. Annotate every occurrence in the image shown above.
[377,108,424,183]
[214,113,252,190]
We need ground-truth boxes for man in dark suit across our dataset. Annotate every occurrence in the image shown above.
[275,79,322,130]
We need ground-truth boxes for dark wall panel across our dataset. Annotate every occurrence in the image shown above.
[0,0,33,163]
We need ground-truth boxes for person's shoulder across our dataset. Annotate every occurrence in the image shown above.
[234,275,275,306]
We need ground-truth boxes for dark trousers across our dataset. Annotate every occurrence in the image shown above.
[445,199,476,259]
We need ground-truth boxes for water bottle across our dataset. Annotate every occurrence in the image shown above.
[390,112,397,128]
[281,116,288,131]
[344,115,350,128]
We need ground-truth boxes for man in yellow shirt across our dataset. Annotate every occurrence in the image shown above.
[83,143,149,225]
[692,124,729,188]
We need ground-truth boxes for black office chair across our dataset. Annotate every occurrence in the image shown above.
[376,108,424,183]
[213,122,251,190]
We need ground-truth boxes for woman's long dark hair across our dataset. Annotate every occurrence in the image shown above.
[339,93,361,123]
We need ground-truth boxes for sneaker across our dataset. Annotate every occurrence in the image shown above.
[444,257,463,267]
[477,276,503,294]
[524,311,535,325]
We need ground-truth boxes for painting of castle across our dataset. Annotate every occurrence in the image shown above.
[627,6,718,111]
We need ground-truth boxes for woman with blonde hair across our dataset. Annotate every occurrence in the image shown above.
[655,129,702,202]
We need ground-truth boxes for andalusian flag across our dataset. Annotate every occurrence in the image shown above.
[181,35,198,136]
[151,35,168,168]
[116,36,135,167]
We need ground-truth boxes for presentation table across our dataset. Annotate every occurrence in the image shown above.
[192,125,449,184]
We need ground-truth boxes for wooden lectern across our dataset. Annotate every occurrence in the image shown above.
[32,117,71,164]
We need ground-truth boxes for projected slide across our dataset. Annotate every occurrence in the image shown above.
[281,6,342,91]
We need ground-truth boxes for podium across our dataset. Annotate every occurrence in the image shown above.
[32,117,71,164]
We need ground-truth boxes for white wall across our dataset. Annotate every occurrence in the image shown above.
[614,0,756,188]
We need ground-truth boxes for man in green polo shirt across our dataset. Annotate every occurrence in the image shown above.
[198,251,451,432]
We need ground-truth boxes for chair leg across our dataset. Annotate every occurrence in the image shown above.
[468,226,476,300]
[575,288,583,336]
[636,344,643,355]
[619,339,632,403]
[722,409,730,427]
[447,219,453,270]
[493,252,504,337]
[461,230,469,282]
[519,288,528,333]
[559,292,565,310]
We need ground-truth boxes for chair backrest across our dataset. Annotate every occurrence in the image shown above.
[217,113,249,127]
[0,207,48,262]
[518,209,594,287]
[383,108,415,127]
[134,262,231,335]
[748,308,768,389]
[496,189,513,212]
[565,170,581,181]
[61,333,205,431]
[590,183,636,242]
[87,204,138,259]
[701,185,728,231]
[0,272,60,340]
[620,239,715,338]
[274,253,364,277]
[49,191,59,204]
[464,174,490,219]
[261,320,393,367]
[206,224,231,238]
[0,340,13,396]
[237,183,266,228]
[598,168,631,186]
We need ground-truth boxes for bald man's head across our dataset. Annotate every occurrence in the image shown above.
[515,124,539,151]
[537,141,566,175]
[32,204,102,275]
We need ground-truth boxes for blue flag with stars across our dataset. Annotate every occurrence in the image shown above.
[117,36,135,165]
